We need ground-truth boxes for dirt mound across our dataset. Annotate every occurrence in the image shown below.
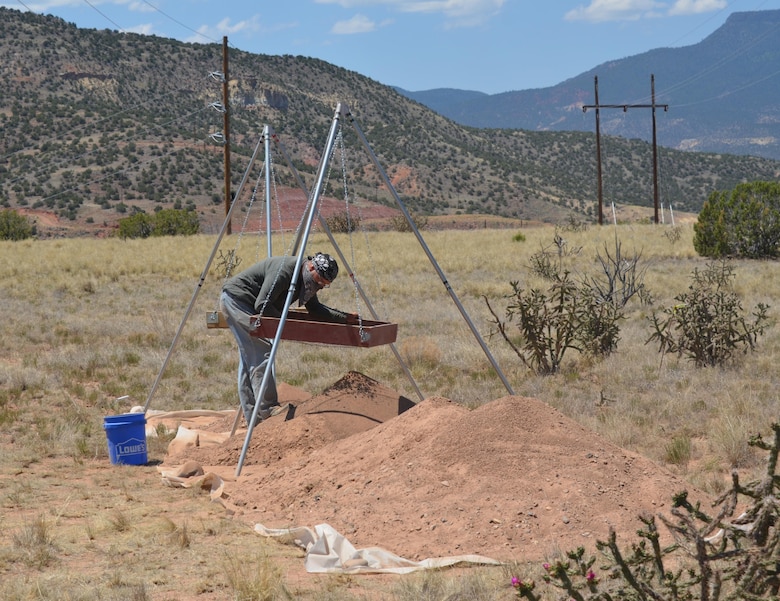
[162,371,707,562]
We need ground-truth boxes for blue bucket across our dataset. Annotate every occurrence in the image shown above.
[103,412,148,465]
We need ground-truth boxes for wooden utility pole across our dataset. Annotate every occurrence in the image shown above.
[650,74,661,225]
[222,36,231,234]
[590,76,604,225]
[583,74,668,224]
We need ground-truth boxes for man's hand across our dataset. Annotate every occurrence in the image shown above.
[345,312,360,325]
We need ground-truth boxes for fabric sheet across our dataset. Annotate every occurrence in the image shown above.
[255,522,502,574]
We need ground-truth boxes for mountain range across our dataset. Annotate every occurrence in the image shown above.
[1,7,779,237]
[398,9,780,162]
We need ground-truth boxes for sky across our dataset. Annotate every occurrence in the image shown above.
[5,0,780,95]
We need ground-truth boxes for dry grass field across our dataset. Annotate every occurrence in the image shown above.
[1,220,779,599]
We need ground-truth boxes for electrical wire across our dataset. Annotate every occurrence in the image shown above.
[139,0,220,45]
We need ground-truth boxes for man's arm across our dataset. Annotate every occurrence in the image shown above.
[304,296,358,324]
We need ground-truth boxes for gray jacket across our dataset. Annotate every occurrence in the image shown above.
[222,255,348,322]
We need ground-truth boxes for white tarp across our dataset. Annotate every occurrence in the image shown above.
[255,522,502,574]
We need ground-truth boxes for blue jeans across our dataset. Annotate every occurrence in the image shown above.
[220,291,278,424]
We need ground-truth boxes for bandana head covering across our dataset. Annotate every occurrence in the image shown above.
[299,253,338,306]
[310,252,338,282]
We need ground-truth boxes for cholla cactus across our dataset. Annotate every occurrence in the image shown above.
[512,422,780,600]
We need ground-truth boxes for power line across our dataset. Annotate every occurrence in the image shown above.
[139,0,220,45]
[81,0,126,33]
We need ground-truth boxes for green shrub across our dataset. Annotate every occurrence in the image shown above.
[151,208,199,237]
[0,209,34,241]
[694,181,780,259]
[117,212,154,239]
[117,208,199,239]
[647,260,769,367]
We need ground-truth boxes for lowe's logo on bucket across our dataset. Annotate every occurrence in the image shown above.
[116,437,146,457]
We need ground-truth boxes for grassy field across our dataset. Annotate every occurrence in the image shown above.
[1,221,779,599]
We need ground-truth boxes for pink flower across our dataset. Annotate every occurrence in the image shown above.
[511,576,521,588]
[586,569,597,582]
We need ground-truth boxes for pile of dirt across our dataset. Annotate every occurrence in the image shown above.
[160,371,708,562]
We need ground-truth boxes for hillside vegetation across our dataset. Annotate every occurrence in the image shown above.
[1,7,779,237]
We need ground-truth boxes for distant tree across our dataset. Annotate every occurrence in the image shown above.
[117,212,153,239]
[117,208,199,239]
[151,208,199,237]
[0,209,34,240]
[694,181,780,259]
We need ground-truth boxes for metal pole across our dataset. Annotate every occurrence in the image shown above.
[263,125,273,257]
[341,104,515,396]
[273,135,425,402]
[235,105,346,476]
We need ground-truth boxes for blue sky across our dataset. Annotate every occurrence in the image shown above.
[6,0,780,94]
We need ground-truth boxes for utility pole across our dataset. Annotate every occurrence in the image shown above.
[583,74,668,224]
[222,36,231,234]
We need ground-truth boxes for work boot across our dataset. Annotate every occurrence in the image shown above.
[257,402,293,421]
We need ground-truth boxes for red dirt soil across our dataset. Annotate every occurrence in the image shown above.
[157,371,707,563]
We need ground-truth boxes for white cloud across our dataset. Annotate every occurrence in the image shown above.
[316,0,504,27]
[565,0,666,23]
[565,0,727,22]
[125,22,155,34]
[331,13,376,33]
[183,15,265,44]
[668,0,726,16]
[127,1,156,14]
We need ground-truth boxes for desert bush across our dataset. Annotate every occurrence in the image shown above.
[214,248,242,280]
[694,181,780,259]
[586,237,651,308]
[528,230,583,281]
[0,209,34,240]
[390,212,428,232]
[325,211,360,233]
[663,225,683,245]
[152,207,200,236]
[485,270,623,375]
[647,260,770,367]
[118,211,154,239]
[117,208,199,239]
[512,231,526,242]
[511,422,780,600]
[489,233,642,373]
[560,215,589,232]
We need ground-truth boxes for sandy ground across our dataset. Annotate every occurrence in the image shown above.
[154,371,708,564]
